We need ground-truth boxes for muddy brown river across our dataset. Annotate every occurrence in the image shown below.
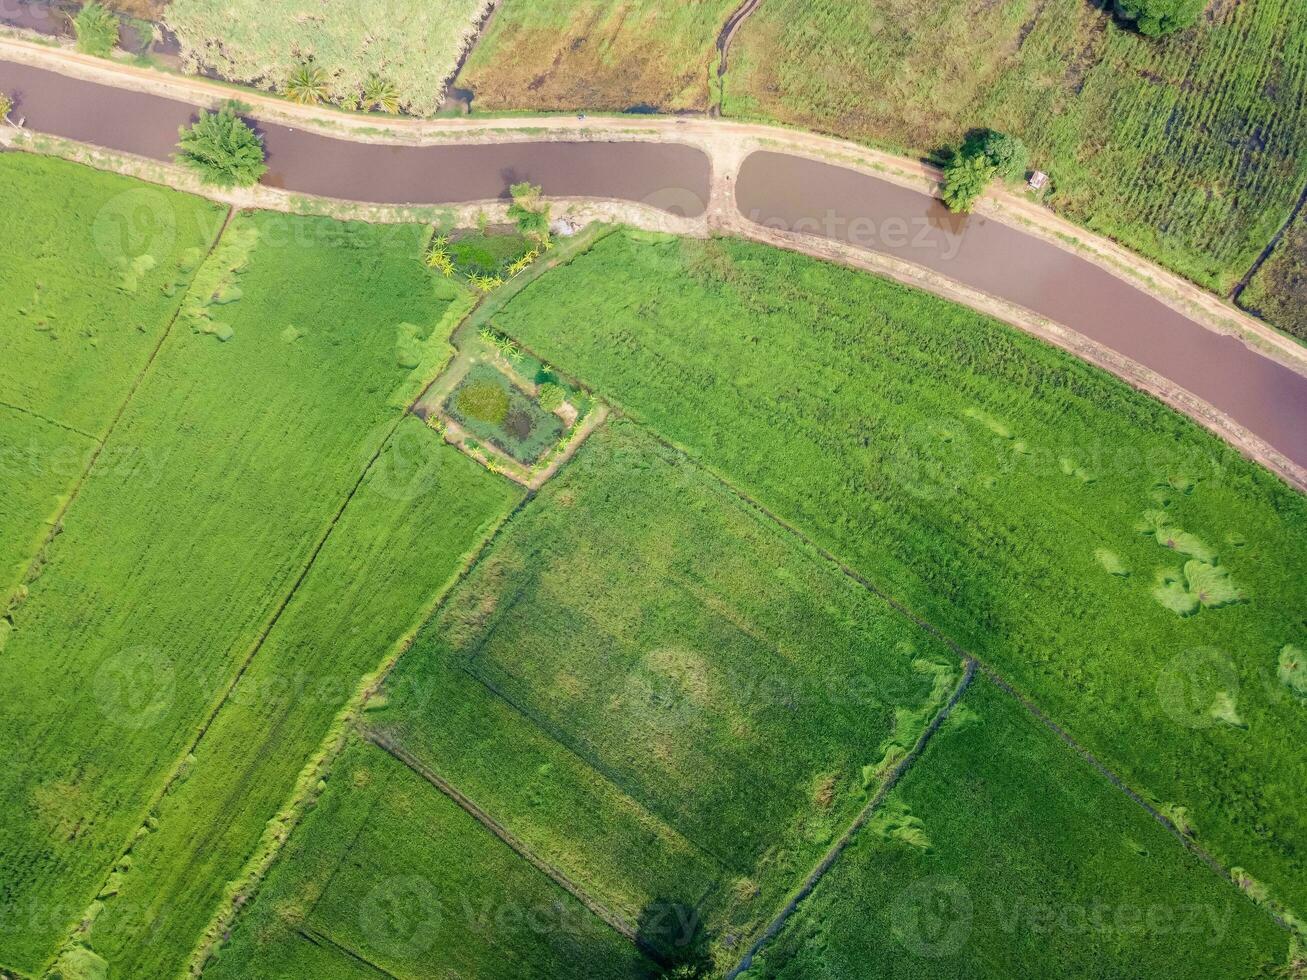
[737,151,1307,470]
[2,58,1305,472]
[0,61,711,211]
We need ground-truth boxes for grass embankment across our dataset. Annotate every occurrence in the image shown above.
[164,0,489,114]
[726,0,1307,297]
[1240,205,1307,343]
[744,677,1290,977]
[368,420,965,967]
[0,155,222,595]
[206,736,656,979]
[486,231,1307,927]
[455,0,738,111]
[0,210,466,975]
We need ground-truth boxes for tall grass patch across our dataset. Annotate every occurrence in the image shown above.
[456,0,737,111]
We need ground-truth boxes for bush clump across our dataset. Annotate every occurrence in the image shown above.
[175,102,268,188]
[536,382,565,413]
[1114,0,1205,36]
[456,380,510,425]
[73,2,119,56]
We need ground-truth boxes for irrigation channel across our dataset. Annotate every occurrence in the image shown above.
[2,56,1306,478]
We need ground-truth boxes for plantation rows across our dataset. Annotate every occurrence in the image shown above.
[727,0,1307,292]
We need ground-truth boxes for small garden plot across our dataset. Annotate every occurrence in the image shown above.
[206,737,656,980]
[370,420,964,967]
[444,363,565,465]
[745,677,1289,978]
[448,229,537,279]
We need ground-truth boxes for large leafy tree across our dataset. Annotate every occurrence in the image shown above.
[1114,0,1205,36]
[175,102,267,188]
[966,130,1029,182]
[508,181,551,243]
[941,152,998,213]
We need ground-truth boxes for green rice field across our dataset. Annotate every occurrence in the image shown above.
[484,230,1307,926]
[743,677,1290,977]
[368,419,965,965]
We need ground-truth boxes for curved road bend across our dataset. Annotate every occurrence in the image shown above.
[3,58,1306,475]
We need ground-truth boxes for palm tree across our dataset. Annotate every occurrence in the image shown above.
[283,64,330,105]
[362,74,401,114]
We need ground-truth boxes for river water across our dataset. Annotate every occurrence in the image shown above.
[736,151,1307,470]
[0,61,712,212]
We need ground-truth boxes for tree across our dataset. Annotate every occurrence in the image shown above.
[536,383,565,413]
[969,130,1029,182]
[941,151,997,213]
[283,63,330,105]
[72,2,119,57]
[0,92,13,125]
[508,181,551,243]
[362,74,401,114]
[1114,0,1204,36]
[175,102,267,188]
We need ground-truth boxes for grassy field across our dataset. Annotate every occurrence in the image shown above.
[79,418,520,978]
[743,677,1289,978]
[368,419,965,967]
[456,0,737,111]
[208,736,657,979]
[0,155,221,594]
[0,210,463,975]
[1240,206,1307,342]
[726,0,1307,295]
[165,0,489,114]
[486,231,1307,928]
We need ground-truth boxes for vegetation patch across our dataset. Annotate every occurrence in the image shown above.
[455,0,738,111]
[488,229,1307,916]
[1239,205,1307,342]
[745,677,1289,978]
[164,0,491,115]
[0,210,465,975]
[444,363,564,464]
[205,737,654,979]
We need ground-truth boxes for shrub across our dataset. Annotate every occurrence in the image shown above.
[283,63,331,105]
[941,151,996,213]
[456,381,509,424]
[508,181,551,243]
[0,92,12,123]
[73,2,119,56]
[1114,0,1205,36]
[175,102,268,188]
[536,382,565,413]
[362,74,401,113]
